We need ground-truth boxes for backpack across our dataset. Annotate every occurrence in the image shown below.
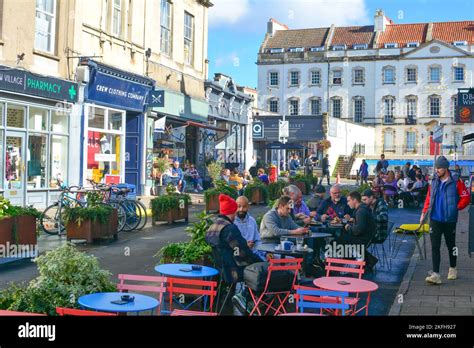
[243,262,294,293]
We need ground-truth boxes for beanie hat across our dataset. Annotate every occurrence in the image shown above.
[315,185,326,194]
[219,194,238,215]
[435,156,450,169]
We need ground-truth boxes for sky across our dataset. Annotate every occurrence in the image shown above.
[207,0,474,88]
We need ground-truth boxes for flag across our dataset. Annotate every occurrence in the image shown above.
[154,116,166,133]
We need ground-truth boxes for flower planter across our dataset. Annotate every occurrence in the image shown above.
[205,193,220,213]
[67,210,118,243]
[152,204,189,225]
[14,215,37,246]
[0,217,13,245]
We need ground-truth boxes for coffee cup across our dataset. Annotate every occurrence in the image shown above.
[281,241,294,251]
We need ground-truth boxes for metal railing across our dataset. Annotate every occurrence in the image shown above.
[360,144,474,157]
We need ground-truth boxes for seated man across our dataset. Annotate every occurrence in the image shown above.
[260,196,309,244]
[361,189,388,247]
[233,196,266,261]
[308,185,326,212]
[168,160,186,193]
[280,185,316,225]
[185,164,203,192]
[317,184,352,223]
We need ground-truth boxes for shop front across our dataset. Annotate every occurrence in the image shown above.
[0,65,78,207]
[80,60,153,194]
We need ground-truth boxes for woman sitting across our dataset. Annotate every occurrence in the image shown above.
[257,168,269,185]
[383,170,398,204]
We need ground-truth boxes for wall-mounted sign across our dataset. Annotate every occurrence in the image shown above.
[254,116,324,142]
[279,120,289,139]
[456,88,474,123]
[148,90,165,107]
[433,125,444,143]
[252,121,264,139]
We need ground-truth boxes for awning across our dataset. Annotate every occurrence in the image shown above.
[265,142,306,150]
[186,120,228,133]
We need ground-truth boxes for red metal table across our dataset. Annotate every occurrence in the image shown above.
[313,276,378,316]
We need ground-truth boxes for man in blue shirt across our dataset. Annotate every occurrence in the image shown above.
[170,160,186,193]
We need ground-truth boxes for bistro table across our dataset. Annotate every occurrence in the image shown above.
[256,244,314,258]
[78,292,159,315]
[313,276,378,316]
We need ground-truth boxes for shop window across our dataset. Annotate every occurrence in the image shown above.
[27,134,47,189]
[29,107,48,131]
[87,132,122,184]
[51,109,69,133]
[0,104,3,126]
[5,135,23,190]
[50,135,68,188]
[7,104,25,128]
[88,106,105,129]
[109,111,123,131]
[0,130,3,189]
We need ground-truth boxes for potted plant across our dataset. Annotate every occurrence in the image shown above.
[0,197,40,247]
[150,193,191,225]
[153,156,171,196]
[0,197,14,245]
[268,180,287,200]
[156,212,213,265]
[244,180,268,205]
[204,180,238,213]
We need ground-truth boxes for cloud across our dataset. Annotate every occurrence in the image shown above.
[209,0,371,30]
[213,52,240,68]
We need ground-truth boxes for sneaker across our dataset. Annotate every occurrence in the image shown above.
[425,272,442,285]
[447,267,457,280]
[232,293,249,316]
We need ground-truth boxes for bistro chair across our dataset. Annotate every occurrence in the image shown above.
[368,221,394,271]
[247,258,303,316]
[56,307,117,316]
[290,287,349,316]
[211,246,241,315]
[0,310,46,316]
[166,277,218,316]
[117,274,167,315]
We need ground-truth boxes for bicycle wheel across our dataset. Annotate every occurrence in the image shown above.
[121,200,141,232]
[135,199,148,230]
[108,201,127,232]
[40,203,64,235]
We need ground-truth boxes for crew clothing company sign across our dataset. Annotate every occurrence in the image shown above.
[0,66,78,102]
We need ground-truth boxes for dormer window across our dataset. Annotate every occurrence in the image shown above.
[269,48,284,53]
[288,47,304,52]
[332,45,346,51]
[384,43,398,49]
[353,44,368,50]
[453,41,468,47]
[310,46,324,52]
[407,42,419,48]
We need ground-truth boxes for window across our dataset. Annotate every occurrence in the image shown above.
[454,66,464,82]
[429,66,441,82]
[406,131,416,151]
[112,0,122,37]
[407,42,419,48]
[453,41,468,47]
[453,131,463,152]
[383,67,395,84]
[331,98,342,118]
[160,0,172,56]
[383,131,395,151]
[332,69,342,85]
[51,109,69,133]
[50,135,68,187]
[353,67,364,85]
[406,67,417,83]
[35,0,56,53]
[184,12,194,65]
[289,71,300,86]
[429,95,441,117]
[310,98,321,116]
[332,45,346,51]
[269,71,279,87]
[289,47,304,52]
[269,48,284,53]
[384,43,398,48]
[27,134,47,188]
[452,95,458,119]
[353,44,368,50]
[7,104,25,128]
[406,96,417,120]
[289,99,299,116]
[29,107,48,131]
[310,70,321,85]
[383,97,395,124]
[353,97,364,123]
[310,46,324,52]
[268,99,279,113]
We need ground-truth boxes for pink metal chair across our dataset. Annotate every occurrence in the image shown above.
[117,274,167,315]
[248,258,303,316]
[167,277,218,316]
[56,307,117,316]
[0,310,46,316]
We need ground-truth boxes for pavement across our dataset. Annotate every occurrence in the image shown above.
[389,207,474,316]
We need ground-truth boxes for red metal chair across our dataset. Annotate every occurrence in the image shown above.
[0,310,46,316]
[248,258,303,316]
[117,274,167,315]
[167,277,218,316]
[56,307,117,316]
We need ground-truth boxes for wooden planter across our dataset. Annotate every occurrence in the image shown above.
[249,188,265,205]
[14,216,37,246]
[294,181,308,195]
[67,210,118,243]
[0,217,13,245]
[205,193,220,213]
[152,204,189,225]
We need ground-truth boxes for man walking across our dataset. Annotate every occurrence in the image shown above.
[420,156,470,284]
[319,154,330,186]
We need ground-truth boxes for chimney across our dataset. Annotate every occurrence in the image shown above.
[267,18,289,37]
[374,9,390,32]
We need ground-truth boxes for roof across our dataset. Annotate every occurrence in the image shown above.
[377,23,428,48]
[331,26,376,48]
[432,21,474,45]
[264,28,329,49]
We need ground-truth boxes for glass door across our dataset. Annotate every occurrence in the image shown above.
[4,131,26,206]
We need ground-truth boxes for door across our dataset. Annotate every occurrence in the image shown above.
[4,132,26,206]
[125,113,142,194]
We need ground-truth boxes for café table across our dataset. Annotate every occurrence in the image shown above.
[313,276,378,316]
[256,244,314,258]
[78,292,159,315]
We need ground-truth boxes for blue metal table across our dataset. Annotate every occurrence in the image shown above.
[78,292,159,315]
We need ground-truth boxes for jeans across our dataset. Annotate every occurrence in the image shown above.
[430,220,457,273]
[190,177,203,189]
[319,170,330,185]
[165,177,186,193]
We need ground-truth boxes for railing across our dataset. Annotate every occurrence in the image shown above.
[361,144,474,157]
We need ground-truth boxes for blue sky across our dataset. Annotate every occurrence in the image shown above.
[207,0,474,88]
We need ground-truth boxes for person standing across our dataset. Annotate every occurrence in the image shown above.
[421,156,470,284]
[319,154,330,186]
[359,159,369,185]
[304,153,314,177]
[376,154,389,175]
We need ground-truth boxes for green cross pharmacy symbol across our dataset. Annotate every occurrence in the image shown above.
[68,85,77,100]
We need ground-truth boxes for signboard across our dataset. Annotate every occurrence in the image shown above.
[148,90,165,108]
[252,121,264,139]
[0,65,78,102]
[279,120,289,139]
[87,72,150,112]
[95,153,116,162]
[254,116,324,142]
[456,88,474,123]
[433,125,444,143]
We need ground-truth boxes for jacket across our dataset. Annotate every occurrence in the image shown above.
[346,203,375,244]
[422,171,470,223]
[260,208,300,244]
[317,196,352,220]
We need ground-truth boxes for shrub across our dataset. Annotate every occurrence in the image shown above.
[268,181,287,200]
[150,193,191,217]
[204,181,238,204]
[243,181,268,204]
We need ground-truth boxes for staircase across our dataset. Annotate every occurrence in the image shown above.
[333,145,358,179]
